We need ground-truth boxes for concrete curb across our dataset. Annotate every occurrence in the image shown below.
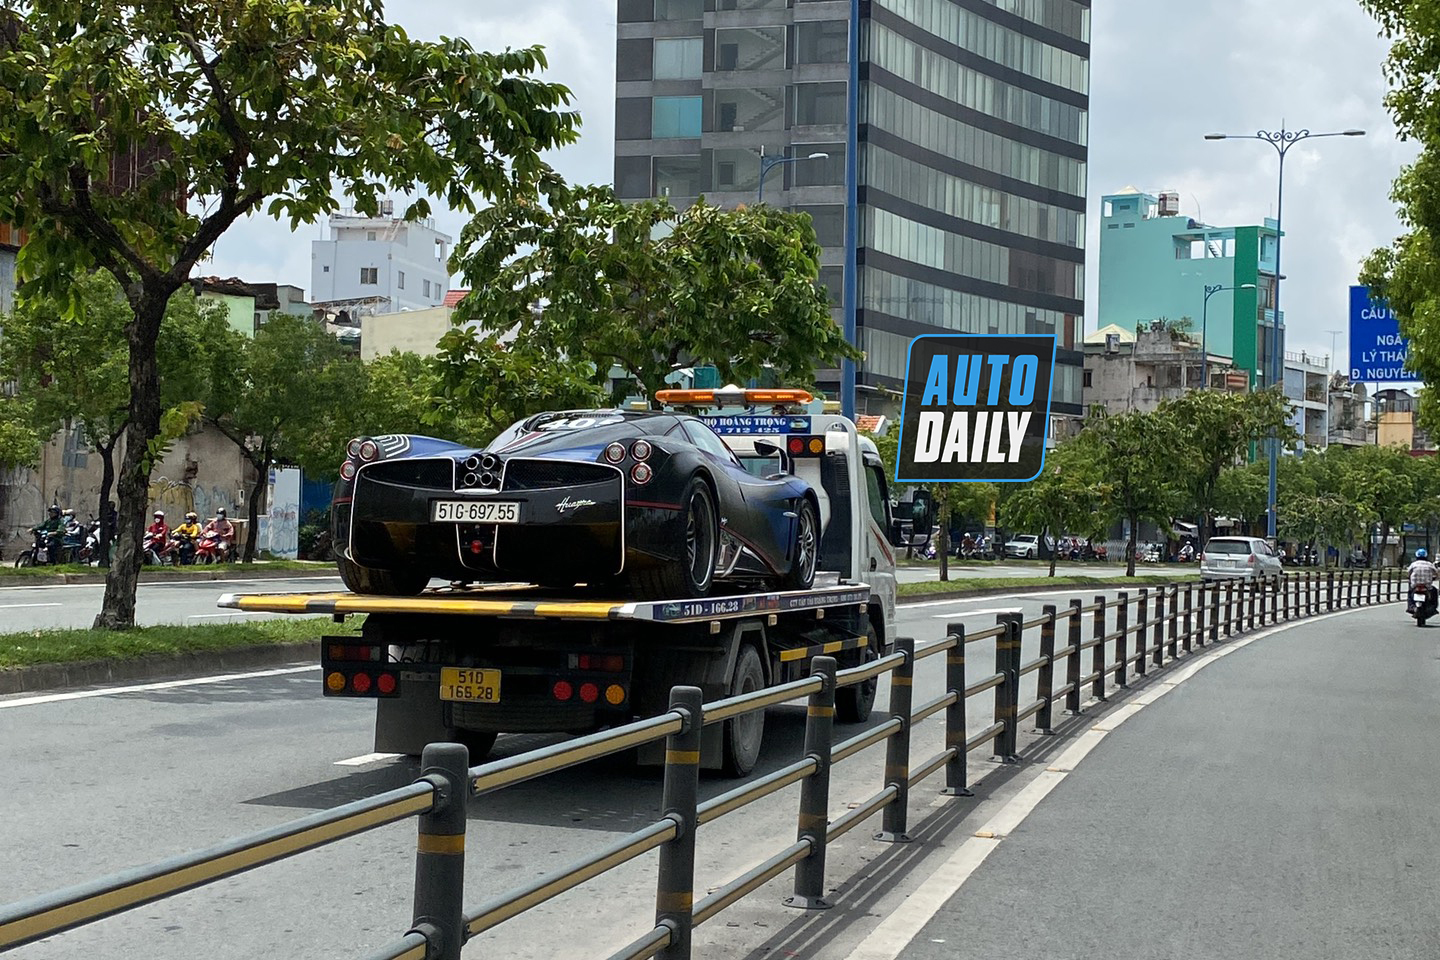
[0,641,321,696]
[0,566,339,588]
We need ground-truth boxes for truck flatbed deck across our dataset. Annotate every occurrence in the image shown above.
[217,581,871,624]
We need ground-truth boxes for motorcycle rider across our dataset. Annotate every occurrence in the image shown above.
[1407,548,1438,615]
[206,507,237,562]
[31,505,64,564]
[172,511,203,564]
[145,510,171,561]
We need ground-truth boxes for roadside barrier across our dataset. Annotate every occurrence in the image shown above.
[0,569,1404,959]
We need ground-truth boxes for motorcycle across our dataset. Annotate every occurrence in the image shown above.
[1409,583,1438,627]
[142,530,171,565]
[194,530,234,565]
[14,528,59,567]
[169,532,199,566]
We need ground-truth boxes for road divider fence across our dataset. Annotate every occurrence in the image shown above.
[0,569,1404,959]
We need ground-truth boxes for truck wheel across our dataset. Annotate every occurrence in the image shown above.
[631,478,718,599]
[836,622,880,723]
[722,644,765,777]
[779,498,819,591]
[449,728,497,763]
[338,556,430,596]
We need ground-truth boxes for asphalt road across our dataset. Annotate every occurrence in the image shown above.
[0,582,1186,960]
[897,603,1437,960]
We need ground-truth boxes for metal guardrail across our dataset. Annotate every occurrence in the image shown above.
[0,568,1404,959]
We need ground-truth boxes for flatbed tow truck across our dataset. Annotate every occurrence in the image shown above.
[219,390,900,775]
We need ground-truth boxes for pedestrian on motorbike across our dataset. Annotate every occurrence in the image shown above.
[1407,548,1438,612]
[31,505,64,565]
[172,512,203,565]
[206,507,238,562]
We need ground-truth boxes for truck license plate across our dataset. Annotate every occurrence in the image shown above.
[439,667,502,703]
[431,500,520,524]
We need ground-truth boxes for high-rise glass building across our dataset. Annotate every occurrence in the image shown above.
[614,0,1089,422]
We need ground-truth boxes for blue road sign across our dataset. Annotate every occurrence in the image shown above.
[1349,285,1419,382]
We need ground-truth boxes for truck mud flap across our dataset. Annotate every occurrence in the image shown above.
[374,676,449,755]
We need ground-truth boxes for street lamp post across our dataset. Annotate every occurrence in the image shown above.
[1205,125,1365,539]
[756,148,828,205]
[1201,283,1256,389]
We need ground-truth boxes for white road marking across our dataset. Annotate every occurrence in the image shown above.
[334,752,404,767]
[185,612,267,620]
[0,602,62,609]
[842,603,1373,960]
[0,665,315,709]
[927,607,1023,619]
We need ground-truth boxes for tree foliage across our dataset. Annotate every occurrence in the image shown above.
[451,188,860,404]
[1000,438,1108,576]
[1081,409,1181,576]
[0,0,578,627]
[0,394,41,469]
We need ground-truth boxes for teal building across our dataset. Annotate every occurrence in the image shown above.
[1097,189,1281,388]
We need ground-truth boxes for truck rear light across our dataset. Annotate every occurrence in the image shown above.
[328,643,382,662]
[605,684,626,706]
[579,682,599,704]
[553,680,574,701]
[575,653,625,672]
[326,671,346,692]
[351,672,372,694]
[376,673,397,695]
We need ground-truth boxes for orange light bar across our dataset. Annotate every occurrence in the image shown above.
[654,387,814,407]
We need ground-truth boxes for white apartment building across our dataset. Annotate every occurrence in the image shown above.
[310,202,452,315]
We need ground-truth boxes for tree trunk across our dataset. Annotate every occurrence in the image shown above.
[95,438,118,568]
[1125,517,1138,578]
[1048,526,1057,577]
[94,291,168,630]
[1378,520,1391,568]
[937,496,950,582]
[243,454,269,563]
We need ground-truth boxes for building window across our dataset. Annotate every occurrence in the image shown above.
[367,231,377,241]
[654,0,701,19]
[616,98,653,141]
[323,265,330,273]
[714,87,786,132]
[795,20,848,63]
[616,38,653,81]
[652,96,702,138]
[423,279,433,298]
[360,267,378,285]
[715,26,784,71]
[793,82,847,126]
[616,155,652,198]
[793,205,845,247]
[791,144,843,187]
[1083,369,1092,388]
[397,271,405,290]
[654,155,703,199]
[654,38,702,80]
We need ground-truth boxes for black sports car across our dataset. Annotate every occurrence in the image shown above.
[330,410,821,599]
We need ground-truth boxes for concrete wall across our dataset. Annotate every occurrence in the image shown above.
[360,306,454,361]
[201,291,257,337]
[0,423,252,557]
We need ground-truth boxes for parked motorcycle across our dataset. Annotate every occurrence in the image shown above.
[1410,583,1438,626]
[14,528,57,568]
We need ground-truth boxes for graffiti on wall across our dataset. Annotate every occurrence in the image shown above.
[146,477,234,521]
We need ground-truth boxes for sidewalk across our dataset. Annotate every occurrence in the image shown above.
[893,604,1440,960]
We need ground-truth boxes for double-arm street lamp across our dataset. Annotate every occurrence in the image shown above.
[1201,282,1256,388]
[757,148,828,204]
[1205,125,1365,539]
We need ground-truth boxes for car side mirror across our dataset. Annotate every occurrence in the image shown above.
[751,439,790,476]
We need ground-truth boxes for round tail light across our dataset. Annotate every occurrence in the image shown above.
[604,442,627,464]
[631,462,653,485]
[358,440,379,461]
[376,673,397,695]
[578,682,599,704]
[351,672,372,694]
[631,439,652,461]
[553,681,574,701]
[340,460,356,481]
[347,438,362,458]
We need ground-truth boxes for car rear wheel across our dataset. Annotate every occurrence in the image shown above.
[338,555,431,596]
[779,498,819,591]
[631,478,718,599]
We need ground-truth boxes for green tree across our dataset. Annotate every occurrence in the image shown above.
[0,1,577,627]
[204,315,360,562]
[451,189,860,405]
[0,272,228,556]
[1339,443,1418,566]
[1214,461,1270,532]
[0,395,41,469]
[1084,409,1181,577]
[1000,438,1108,577]
[1160,388,1296,543]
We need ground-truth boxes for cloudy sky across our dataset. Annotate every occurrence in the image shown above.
[206,0,1416,374]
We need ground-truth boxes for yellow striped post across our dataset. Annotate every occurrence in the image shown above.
[408,742,470,960]
[786,656,837,909]
[876,637,916,842]
[655,686,704,960]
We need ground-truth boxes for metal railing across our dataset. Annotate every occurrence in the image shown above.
[0,569,1404,959]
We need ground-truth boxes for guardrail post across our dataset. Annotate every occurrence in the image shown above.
[1091,595,1107,701]
[1327,570,1336,612]
[1371,568,1378,604]
[1208,581,1219,643]
[1223,579,1234,637]
[1135,588,1149,677]
[1348,570,1357,608]
[992,616,1021,762]
[1269,575,1278,625]
[1307,571,1315,617]
[1182,584,1193,654]
[409,742,470,960]
[656,686,704,960]
[1195,582,1207,648]
[1035,605,1056,734]
[1113,592,1129,688]
[878,637,916,841]
[1160,585,1174,665]
[943,623,972,797]
[1248,578,1258,631]
[1065,599,1083,715]
[787,656,837,910]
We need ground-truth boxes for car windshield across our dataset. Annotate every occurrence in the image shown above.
[736,455,780,478]
[1205,539,1253,555]
[1014,535,1037,543]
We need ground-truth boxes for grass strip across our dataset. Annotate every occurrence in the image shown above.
[0,616,361,669]
[898,573,1200,597]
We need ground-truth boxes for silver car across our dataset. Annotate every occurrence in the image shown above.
[1200,536,1284,581]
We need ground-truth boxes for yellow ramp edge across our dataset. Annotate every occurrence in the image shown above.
[217,592,624,620]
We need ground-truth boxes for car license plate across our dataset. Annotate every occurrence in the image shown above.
[431,500,520,524]
[439,667,501,703]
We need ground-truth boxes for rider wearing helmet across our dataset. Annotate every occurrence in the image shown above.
[207,507,236,542]
[174,512,203,540]
[1407,548,1437,614]
[146,510,169,541]
[32,505,64,562]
